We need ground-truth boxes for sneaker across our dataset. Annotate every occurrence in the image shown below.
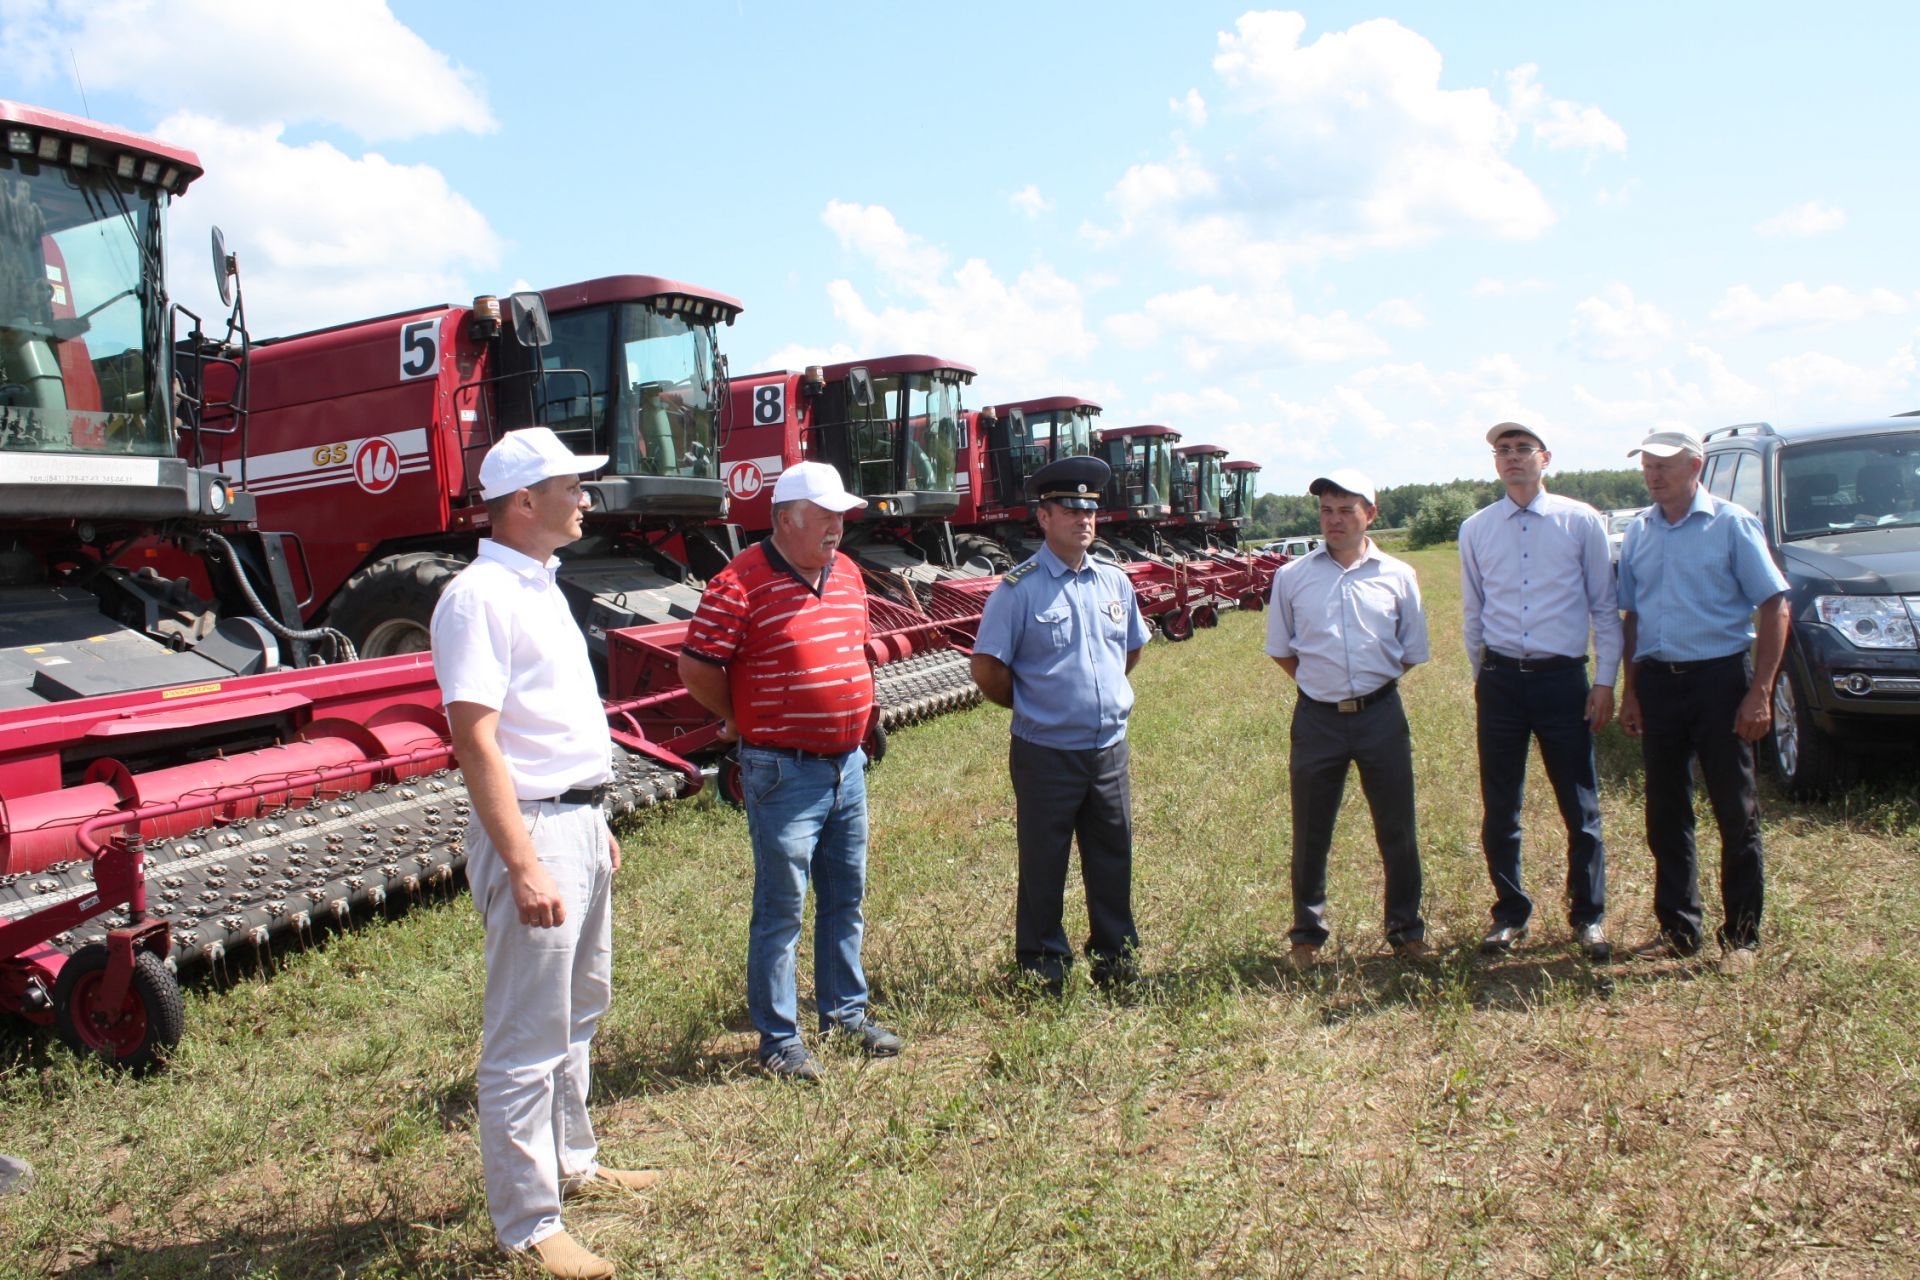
[1286,942,1322,971]
[759,1041,823,1082]
[1719,944,1760,976]
[1391,937,1432,962]
[830,1018,903,1058]
[1628,931,1698,961]
[528,1229,615,1280]
[1479,922,1528,954]
[1574,923,1612,963]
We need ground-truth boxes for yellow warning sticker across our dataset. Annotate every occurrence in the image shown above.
[161,683,223,699]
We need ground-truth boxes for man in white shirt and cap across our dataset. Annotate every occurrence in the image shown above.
[431,427,656,1280]
[1266,469,1431,967]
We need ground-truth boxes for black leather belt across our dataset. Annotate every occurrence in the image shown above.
[542,784,609,807]
[740,742,857,764]
[1299,680,1397,714]
[1640,652,1745,675]
[1482,651,1586,673]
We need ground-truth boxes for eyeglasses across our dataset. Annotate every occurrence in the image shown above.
[1492,444,1541,458]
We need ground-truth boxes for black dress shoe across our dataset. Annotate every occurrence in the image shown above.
[1479,922,1528,954]
[1574,923,1612,963]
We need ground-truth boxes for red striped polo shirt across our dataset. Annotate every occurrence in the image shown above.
[683,539,874,752]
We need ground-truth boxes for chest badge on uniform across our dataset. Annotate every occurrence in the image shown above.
[1105,600,1124,623]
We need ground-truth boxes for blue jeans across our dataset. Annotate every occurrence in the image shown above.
[740,744,871,1055]
[1475,662,1606,929]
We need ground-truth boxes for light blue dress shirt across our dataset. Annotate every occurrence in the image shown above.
[1265,541,1429,703]
[1459,489,1623,685]
[1617,487,1790,662]
[973,544,1151,750]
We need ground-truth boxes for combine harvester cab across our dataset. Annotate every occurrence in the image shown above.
[0,101,527,1068]
[952,394,1104,572]
[1220,459,1276,608]
[1161,442,1251,625]
[1087,424,1203,640]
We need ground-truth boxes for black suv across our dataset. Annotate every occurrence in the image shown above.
[1699,418,1920,794]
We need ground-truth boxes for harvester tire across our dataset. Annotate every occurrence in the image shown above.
[955,534,1014,574]
[1240,591,1266,611]
[1193,603,1220,629]
[864,720,889,767]
[53,946,184,1074]
[326,552,469,658]
[1159,608,1194,642]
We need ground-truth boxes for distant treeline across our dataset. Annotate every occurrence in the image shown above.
[1249,469,1650,546]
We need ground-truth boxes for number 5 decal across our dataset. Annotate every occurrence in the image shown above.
[399,318,440,380]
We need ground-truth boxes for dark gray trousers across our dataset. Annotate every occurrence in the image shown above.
[1288,688,1425,947]
[1009,735,1139,979]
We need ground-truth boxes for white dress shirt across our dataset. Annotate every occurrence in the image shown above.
[1266,540,1429,703]
[1458,489,1622,685]
[431,539,612,799]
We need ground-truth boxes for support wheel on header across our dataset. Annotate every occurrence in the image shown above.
[717,749,747,809]
[1193,603,1220,629]
[53,945,183,1074]
[1158,608,1194,642]
[863,721,889,768]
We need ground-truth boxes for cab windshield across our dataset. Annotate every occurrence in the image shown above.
[1780,432,1920,538]
[1056,407,1097,458]
[1226,469,1257,520]
[536,300,720,478]
[0,162,169,455]
[852,370,962,494]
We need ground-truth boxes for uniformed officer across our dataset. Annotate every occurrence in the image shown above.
[971,455,1152,990]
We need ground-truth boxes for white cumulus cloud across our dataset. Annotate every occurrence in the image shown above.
[1568,284,1676,362]
[1009,184,1053,219]
[1105,285,1388,371]
[813,202,1095,390]
[5,0,494,140]
[1755,201,1845,238]
[1170,88,1208,127]
[1711,283,1909,334]
[1506,65,1627,152]
[162,113,502,337]
[1470,277,1550,297]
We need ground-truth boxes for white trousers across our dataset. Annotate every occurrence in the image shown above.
[466,800,614,1252]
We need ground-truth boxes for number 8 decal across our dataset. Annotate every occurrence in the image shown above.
[399,318,440,381]
[752,383,785,425]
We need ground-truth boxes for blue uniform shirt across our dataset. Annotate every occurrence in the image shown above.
[1617,486,1789,662]
[973,543,1151,750]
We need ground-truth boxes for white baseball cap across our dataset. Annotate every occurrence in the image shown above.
[1487,421,1547,449]
[478,427,607,500]
[1628,428,1704,459]
[772,460,867,512]
[1309,468,1378,508]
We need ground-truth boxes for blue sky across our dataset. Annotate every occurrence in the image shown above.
[8,0,1916,494]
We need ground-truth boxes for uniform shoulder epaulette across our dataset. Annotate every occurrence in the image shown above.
[1002,558,1040,585]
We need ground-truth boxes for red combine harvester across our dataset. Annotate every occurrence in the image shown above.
[716,356,986,727]
[950,394,1103,572]
[0,102,512,1068]
[184,276,745,666]
[1161,443,1267,618]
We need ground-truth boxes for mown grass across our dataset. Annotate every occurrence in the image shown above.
[2,547,1916,1278]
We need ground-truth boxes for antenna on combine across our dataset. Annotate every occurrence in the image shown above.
[69,48,91,117]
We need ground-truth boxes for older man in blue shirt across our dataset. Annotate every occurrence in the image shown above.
[1460,422,1622,962]
[1267,469,1431,966]
[1617,428,1790,972]
[973,455,1151,990]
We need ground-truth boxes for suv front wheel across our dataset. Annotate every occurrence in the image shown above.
[1768,660,1856,798]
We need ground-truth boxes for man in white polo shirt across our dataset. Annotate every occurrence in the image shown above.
[431,427,654,1280]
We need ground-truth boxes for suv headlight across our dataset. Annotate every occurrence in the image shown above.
[1812,595,1919,649]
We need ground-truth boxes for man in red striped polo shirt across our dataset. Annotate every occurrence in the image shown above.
[678,461,903,1080]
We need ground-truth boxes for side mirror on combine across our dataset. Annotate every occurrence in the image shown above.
[508,292,552,349]
[848,366,875,408]
[211,226,234,307]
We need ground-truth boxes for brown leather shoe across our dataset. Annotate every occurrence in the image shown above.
[528,1229,615,1279]
[1391,937,1432,962]
[567,1166,662,1197]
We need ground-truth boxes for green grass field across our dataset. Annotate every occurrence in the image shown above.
[3,547,1916,1278]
